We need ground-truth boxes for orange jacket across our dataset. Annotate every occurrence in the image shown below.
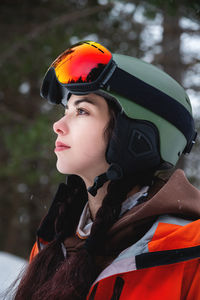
[87,215,200,300]
[29,170,200,299]
[30,215,200,299]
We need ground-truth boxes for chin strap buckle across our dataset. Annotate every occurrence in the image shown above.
[88,164,123,197]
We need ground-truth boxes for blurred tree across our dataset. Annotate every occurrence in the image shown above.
[140,0,200,172]
[185,118,200,187]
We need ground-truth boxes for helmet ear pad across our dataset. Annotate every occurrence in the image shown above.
[106,113,161,176]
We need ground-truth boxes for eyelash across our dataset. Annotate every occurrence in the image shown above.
[76,107,89,116]
[64,107,89,117]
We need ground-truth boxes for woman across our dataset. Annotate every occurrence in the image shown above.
[15,41,200,300]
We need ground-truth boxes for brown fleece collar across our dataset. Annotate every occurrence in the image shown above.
[64,170,200,259]
[104,169,200,252]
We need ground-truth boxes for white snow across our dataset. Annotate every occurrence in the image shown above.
[0,252,27,299]
[180,17,200,31]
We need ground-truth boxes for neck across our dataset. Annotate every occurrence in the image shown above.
[126,184,142,198]
[87,182,141,220]
[84,177,141,220]
[86,180,109,220]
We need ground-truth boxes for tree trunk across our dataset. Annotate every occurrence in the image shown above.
[160,10,185,170]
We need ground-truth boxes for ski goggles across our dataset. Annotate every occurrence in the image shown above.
[41,41,117,105]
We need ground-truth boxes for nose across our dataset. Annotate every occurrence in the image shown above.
[53,116,68,135]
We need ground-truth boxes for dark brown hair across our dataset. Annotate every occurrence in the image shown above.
[14,94,154,299]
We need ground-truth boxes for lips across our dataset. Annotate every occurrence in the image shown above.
[55,141,71,152]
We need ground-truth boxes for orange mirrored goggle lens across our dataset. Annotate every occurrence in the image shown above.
[51,41,112,85]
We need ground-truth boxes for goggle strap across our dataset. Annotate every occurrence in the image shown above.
[106,67,196,151]
[100,60,117,88]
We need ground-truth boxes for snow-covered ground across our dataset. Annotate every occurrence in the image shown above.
[0,252,27,299]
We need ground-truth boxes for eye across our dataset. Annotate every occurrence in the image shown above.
[76,107,89,115]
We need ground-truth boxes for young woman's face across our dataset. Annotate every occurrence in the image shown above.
[53,93,111,183]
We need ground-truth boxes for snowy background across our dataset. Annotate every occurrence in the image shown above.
[0,252,27,299]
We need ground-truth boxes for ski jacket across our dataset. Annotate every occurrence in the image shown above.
[30,170,200,299]
[87,215,200,300]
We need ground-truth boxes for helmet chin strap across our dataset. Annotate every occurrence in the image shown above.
[88,163,123,197]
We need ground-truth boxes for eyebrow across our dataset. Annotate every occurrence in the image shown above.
[65,97,96,109]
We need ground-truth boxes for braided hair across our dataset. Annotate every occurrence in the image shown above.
[14,94,155,299]
[14,170,154,300]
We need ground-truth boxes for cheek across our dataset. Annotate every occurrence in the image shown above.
[55,118,110,175]
[56,135,107,175]
[77,123,108,159]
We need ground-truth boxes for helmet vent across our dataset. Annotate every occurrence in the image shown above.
[129,130,152,157]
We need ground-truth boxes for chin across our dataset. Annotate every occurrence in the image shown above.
[56,160,80,175]
[56,161,69,174]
